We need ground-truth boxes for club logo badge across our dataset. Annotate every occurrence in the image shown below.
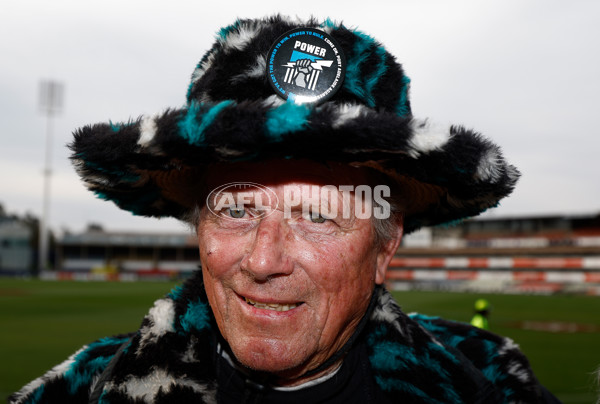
[267,28,346,104]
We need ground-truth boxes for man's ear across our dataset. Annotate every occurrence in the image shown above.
[375,224,403,285]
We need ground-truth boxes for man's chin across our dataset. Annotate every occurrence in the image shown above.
[236,350,305,374]
[229,341,317,382]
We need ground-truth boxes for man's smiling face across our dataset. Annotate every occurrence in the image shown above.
[197,160,401,385]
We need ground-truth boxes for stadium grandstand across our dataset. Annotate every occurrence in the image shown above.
[51,229,199,281]
[42,213,600,294]
[390,213,600,294]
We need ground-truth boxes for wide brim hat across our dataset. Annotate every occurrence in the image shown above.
[71,15,519,234]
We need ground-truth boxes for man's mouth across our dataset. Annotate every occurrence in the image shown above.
[244,296,301,312]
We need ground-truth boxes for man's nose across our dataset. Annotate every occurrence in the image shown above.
[240,215,293,282]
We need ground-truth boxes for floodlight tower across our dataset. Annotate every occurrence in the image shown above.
[38,80,64,274]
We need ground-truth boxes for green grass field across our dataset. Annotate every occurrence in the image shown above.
[1,279,599,403]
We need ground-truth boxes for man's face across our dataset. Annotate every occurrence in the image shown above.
[197,160,401,383]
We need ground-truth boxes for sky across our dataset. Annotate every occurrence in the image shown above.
[1,0,598,234]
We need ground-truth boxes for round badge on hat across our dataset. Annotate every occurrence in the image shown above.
[267,28,346,104]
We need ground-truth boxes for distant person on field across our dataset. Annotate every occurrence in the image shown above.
[471,298,491,330]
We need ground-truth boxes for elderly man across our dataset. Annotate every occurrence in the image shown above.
[11,16,560,403]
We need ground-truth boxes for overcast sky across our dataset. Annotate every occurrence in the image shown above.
[1,0,598,234]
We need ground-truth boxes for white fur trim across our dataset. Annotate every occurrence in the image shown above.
[180,336,198,363]
[262,94,285,108]
[147,298,175,334]
[496,338,532,384]
[332,104,367,129]
[190,50,217,86]
[214,147,246,157]
[371,291,407,337]
[137,115,157,147]
[506,360,531,384]
[84,175,111,187]
[506,164,520,184]
[408,120,451,158]
[220,25,261,53]
[475,147,503,183]
[137,298,175,354]
[498,337,520,355]
[320,24,334,34]
[116,369,216,404]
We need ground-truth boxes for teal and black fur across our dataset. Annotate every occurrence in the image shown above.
[70,15,519,234]
[10,273,547,403]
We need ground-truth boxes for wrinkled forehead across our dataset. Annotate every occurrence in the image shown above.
[204,159,374,189]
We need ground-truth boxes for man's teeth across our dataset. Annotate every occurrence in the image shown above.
[244,297,298,312]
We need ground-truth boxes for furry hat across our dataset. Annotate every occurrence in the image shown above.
[70,15,519,234]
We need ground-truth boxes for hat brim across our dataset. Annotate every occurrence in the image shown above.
[71,99,519,234]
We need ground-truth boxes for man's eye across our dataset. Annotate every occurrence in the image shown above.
[309,213,327,224]
[229,207,246,219]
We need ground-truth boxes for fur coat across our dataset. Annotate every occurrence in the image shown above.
[10,272,549,403]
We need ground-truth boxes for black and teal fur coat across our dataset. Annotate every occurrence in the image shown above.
[10,272,550,403]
